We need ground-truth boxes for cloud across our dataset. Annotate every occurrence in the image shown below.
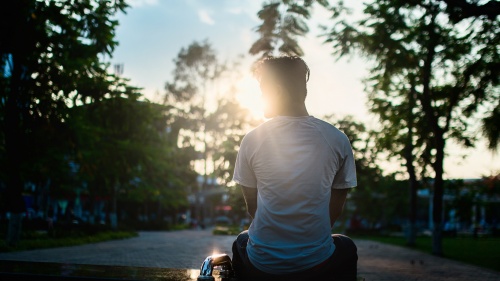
[198,9,215,25]
[127,0,159,7]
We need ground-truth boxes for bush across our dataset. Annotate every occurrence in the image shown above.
[0,217,137,252]
[212,225,240,235]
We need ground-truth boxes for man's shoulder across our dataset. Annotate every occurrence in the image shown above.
[243,119,275,139]
[310,117,349,141]
[240,120,271,149]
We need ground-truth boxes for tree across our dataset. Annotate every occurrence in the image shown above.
[367,71,434,246]
[207,94,260,223]
[206,73,261,183]
[164,40,226,187]
[165,40,260,224]
[164,40,230,223]
[482,96,500,151]
[70,89,187,228]
[249,0,329,57]
[322,0,499,255]
[0,0,128,245]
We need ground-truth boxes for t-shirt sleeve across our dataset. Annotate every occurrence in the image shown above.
[232,137,257,188]
[332,141,357,189]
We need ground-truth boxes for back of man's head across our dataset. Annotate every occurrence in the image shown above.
[253,56,310,103]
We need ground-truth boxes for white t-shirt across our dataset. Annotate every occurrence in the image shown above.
[232,115,357,274]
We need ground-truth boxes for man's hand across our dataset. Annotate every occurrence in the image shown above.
[330,188,349,228]
[241,185,258,219]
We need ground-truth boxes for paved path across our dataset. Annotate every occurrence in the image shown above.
[0,229,499,281]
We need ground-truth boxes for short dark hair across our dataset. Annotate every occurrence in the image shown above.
[253,56,310,102]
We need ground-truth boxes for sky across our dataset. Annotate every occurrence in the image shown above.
[110,0,499,180]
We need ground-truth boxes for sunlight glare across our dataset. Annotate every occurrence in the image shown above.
[236,74,264,119]
[187,269,200,280]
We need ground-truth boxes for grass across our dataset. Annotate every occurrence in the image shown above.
[353,235,500,272]
[0,230,138,252]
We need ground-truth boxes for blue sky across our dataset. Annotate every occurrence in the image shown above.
[111,0,261,100]
[110,0,499,179]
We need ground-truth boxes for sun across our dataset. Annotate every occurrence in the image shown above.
[235,74,264,119]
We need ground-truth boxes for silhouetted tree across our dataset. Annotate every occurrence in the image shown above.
[322,0,499,255]
[0,0,128,245]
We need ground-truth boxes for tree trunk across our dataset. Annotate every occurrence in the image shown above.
[406,159,419,247]
[405,84,418,247]
[417,11,444,256]
[4,53,26,246]
[432,135,445,256]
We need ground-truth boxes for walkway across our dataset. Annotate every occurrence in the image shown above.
[0,229,498,280]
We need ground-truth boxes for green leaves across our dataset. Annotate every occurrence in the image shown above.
[0,1,192,218]
[323,0,499,162]
[482,102,500,151]
[70,94,189,210]
[206,96,256,185]
[250,3,281,57]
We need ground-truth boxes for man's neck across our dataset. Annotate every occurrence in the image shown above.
[277,103,309,117]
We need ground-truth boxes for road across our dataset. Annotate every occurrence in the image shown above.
[0,229,498,280]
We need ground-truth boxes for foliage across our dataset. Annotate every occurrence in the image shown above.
[207,96,257,185]
[482,104,500,150]
[164,40,227,179]
[164,40,257,195]
[164,39,224,122]
[0,0,130,245]
[322,0,499,152]
[70,94,190,215]
[250,0,329,57]
[212,225,241,236]
[0,0,196,238]
[437,0,500,22]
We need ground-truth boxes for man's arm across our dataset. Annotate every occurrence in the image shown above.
[330,188,349,228]
[241,185,258,219]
